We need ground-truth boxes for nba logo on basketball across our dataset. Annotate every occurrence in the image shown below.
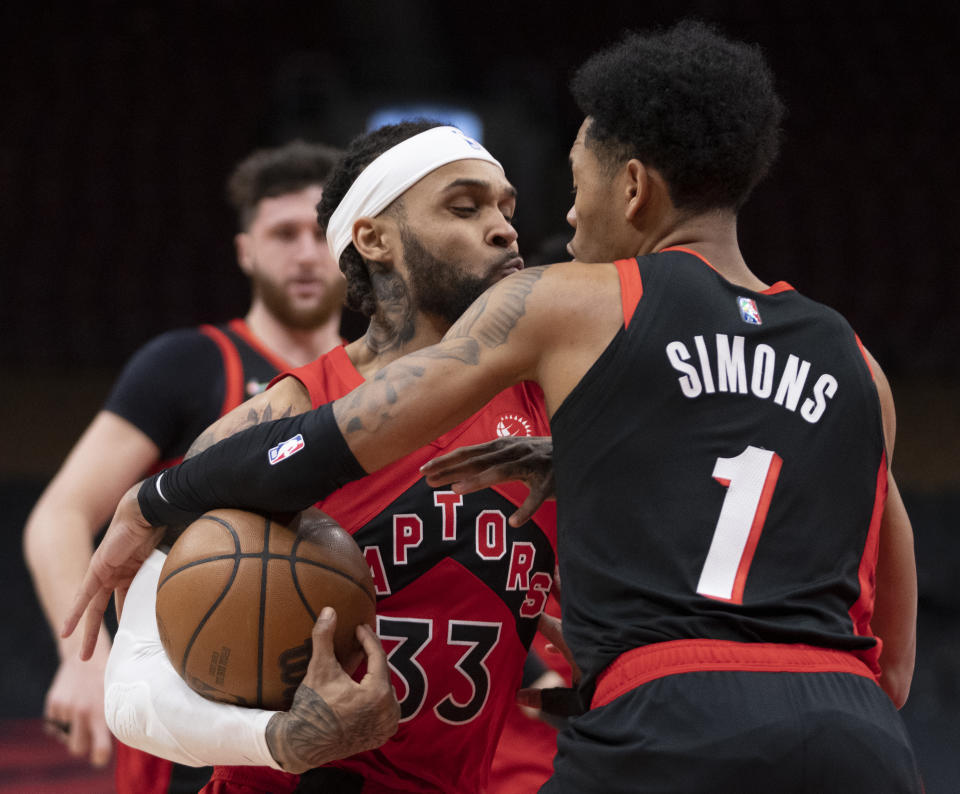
[737,297,762,325]
[268,434,305,465]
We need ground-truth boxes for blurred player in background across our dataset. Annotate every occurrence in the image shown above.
[23,139,345,793]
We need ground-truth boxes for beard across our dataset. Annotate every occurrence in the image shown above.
[251,266,346,331]
[400,227,501,327]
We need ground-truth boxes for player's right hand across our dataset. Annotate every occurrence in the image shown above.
[43,642,113,767]
[265,608,400,774]
[60,482,166,660]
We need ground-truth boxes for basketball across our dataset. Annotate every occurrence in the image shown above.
[155,507,376,710]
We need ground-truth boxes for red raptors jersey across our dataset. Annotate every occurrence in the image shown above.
[219,346,557,793]
[551,249,887,693]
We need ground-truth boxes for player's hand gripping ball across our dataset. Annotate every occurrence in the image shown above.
[156,508,376,709]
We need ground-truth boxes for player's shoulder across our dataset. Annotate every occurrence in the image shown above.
[110,325,227,393]
[128,324,223,364]
[511,261,620,310]
[765,284,858,338]
[541,258,619,280]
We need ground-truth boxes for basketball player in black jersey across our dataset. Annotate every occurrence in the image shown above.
[25,140,345,791]
[73,20,922,792]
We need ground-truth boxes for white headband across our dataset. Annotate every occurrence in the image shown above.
[326,126,503,261]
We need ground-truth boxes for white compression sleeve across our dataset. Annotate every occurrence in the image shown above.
[104,549,283,770]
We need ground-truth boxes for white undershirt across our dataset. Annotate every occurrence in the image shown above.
[104,549,282,769]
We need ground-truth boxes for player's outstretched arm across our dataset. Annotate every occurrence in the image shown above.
[265,610,400,774]
[332,261,621,474]
[421,436,555,526]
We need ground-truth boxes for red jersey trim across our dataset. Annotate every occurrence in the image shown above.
[660,245,715,270]
[227,318,293,373]
[847,454,888,677]
[854,333,875,379]
[659,246,795,295]
[591,639,878,709]
[614,258,643,329]
[322,345,366,400]
[199,324,245,414]
[277,345,362,406]
[763,281,795,295]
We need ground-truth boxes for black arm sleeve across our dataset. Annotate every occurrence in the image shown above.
[137,402,367,527]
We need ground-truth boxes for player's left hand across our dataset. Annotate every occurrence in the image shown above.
[60,482,166,660]
[266,607,400,773]
[43,634,114,766]
[421,436,555,526]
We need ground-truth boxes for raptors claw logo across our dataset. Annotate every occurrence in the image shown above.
[495,413,533,438]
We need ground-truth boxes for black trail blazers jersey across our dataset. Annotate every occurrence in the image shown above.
[550,248,887,692]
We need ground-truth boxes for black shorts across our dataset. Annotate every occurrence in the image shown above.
[542,668,922,794]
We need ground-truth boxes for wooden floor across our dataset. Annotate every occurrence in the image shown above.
[0,719,116,793]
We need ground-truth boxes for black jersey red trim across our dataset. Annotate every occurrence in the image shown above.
[591,638,877,709]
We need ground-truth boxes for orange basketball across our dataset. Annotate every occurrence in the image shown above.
[156,507,376,710]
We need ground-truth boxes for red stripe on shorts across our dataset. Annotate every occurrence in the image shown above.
[591,639,877,709]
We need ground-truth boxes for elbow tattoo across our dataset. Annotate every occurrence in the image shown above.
[184,402,296,460]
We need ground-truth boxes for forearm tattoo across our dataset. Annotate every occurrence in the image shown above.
[265,689,346,771]
[265,686,392,773]
[184,401,295,460]
[447,267,544,348]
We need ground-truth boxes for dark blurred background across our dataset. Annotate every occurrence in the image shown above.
[1,1,957,790]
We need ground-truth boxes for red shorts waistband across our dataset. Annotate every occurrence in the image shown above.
[591,639,877,709]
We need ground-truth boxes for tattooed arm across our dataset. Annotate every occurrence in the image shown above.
[332,261,623,473]
[333,267,553,471]
[185,375,311,459]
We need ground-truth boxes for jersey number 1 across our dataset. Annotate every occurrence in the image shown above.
[696,445,782,604]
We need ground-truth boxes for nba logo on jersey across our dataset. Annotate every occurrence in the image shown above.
[737,297,762,325]
[268,434,305,465]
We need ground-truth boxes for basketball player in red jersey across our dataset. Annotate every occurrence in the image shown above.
[93,121,561,793]
[72,21,923,792]
[24,140,345,791]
